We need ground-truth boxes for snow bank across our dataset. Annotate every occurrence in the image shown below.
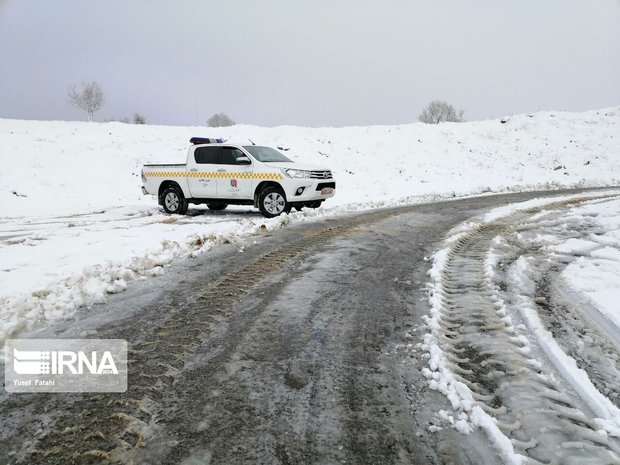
[0,205,350,343]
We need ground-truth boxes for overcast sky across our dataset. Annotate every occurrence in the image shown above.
[1,0,619,127]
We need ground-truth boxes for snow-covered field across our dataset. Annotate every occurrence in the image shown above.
[0,108,619,345]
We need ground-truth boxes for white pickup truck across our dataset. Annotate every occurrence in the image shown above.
[141,138,336,218]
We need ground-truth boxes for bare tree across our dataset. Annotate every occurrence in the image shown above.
[207,112,235,127]
[67,81,105,122]
[419,100,465,124]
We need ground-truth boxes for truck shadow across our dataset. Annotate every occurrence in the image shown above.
[184,207,263,218]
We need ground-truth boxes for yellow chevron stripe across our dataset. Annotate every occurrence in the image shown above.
[144,171,185,177]
[145,171,284,180]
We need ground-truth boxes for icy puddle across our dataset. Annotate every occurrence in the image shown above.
[424,192,620,465]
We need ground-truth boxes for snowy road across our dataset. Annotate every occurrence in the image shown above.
[1,189,620,465]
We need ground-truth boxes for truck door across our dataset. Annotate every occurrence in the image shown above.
[216,147,255,199]
[187,146,220,198]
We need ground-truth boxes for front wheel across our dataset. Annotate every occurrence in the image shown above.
[161,186,188,215]
[258,186,289,218]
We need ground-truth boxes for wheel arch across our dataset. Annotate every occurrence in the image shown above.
[158,180,183,205]
[254,181,285,207]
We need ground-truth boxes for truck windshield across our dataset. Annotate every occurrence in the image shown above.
[243,146,292,163]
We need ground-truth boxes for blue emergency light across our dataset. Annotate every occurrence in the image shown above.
[190,137,223,144]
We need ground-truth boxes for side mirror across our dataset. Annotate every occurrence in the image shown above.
[236,156,251,165]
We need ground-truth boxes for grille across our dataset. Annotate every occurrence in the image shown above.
[316,182,336,191]
[310,170,332,179]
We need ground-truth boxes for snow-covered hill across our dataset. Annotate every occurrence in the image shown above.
[0,108,618,343]
[1,107,618,217]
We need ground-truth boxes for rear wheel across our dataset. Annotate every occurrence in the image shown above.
[161,186,188,215]
[207,204,227,211]
[258,186,289,218]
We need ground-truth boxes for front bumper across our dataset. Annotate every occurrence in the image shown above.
[282,179,336,202]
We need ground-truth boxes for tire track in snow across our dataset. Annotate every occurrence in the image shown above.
[512,209,620,411]
[13,210,399,465]
[425,195,620,465]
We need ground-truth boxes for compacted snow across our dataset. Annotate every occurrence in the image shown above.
[0,107,619,347]
[423,192,620,464]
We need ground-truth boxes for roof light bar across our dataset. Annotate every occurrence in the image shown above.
[190,137,223,145]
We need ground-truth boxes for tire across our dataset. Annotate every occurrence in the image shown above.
[161,186,188,215]
[258,186,289,218]
[207,204,227,211]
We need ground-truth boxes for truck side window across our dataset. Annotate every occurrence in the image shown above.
[221,147,245,165]
[194,147,219,164]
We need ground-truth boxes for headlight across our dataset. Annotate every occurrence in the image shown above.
[283,168,311,179]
